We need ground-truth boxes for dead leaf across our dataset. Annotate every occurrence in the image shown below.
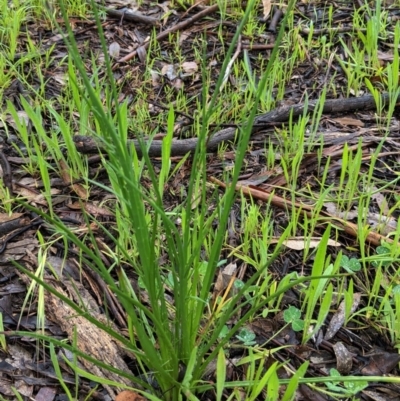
[270,237,341,250]
[179,31,190,45]
[361,351,400,376]
[249,318,275,337]
[181,61,198,75]
[214,262,237,293]
[71,183,88,200]
[2,344,34,397]
[377,49,395,61]
[14,187,61,206]
[171,78,184,89]
[286,238,340,250]
[332,342,352,374]
[262,0,272,19]
[115,390,148,401]
[237,170,273,186]
[371,189,389,214]
[136,45,147,63]
[331,117,364,127]
[6,110,31,131]
[325,293,361,341]
[59,159,72,185]
[161,63,178,80]
[329,202,398,235]
[59,160,88,200]
[360,390,391,401]
[150,69,161,87]
[324,203,358,220]
[85,203,114,217]
[0,213,23,223]
[34,387,56,401]
[109,41,121,59]
[367,212,397,235]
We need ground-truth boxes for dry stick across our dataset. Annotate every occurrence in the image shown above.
[116,4,220,63]
[209,177,391,247]
[181,1,211,19]
[103,7,159,26]
[299,26,367,36]
[73,92,400,156]
[0,151,13,194]
[74,127,236,156]
[242,44,275,50]
[268,7,283,33]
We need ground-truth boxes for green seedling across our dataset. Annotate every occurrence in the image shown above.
[0,0,27,59]
[216,348,226,401]
[10,389,24,401]
[235,328,257,346]
[326,368,368,398]
[0,313,6,351]
[234,348,283,401]
[283,306,305,332]
[0,183,13,214]
[302,226,340,343]
[0,54,12,97]
[159,106,175,196]
[218,325,229,339]
[280,361,309,401]
[340,255,361,273]
[50,343,74,401]
[371,245,391,267]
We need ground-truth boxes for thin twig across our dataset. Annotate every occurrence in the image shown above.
[103,7,159,26]
[0,151,13,195]
[209,176,390,247]
[299,26,366,36]
[116,4,220,64]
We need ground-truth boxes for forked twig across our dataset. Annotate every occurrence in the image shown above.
[116,4,219,63]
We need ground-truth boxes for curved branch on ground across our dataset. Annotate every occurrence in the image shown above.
[73,92,397,157]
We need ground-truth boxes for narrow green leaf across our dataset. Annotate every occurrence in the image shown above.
[216,349,226,401]
[281,361,309,401]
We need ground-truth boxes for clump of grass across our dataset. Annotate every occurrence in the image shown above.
[4,0,400,399]
[11,0,314,399]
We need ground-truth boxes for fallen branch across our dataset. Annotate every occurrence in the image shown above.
[73,92,400,156]
[74,127,235,156]
[209,177,391,247]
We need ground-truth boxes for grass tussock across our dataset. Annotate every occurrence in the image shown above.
[1,0,400,400]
